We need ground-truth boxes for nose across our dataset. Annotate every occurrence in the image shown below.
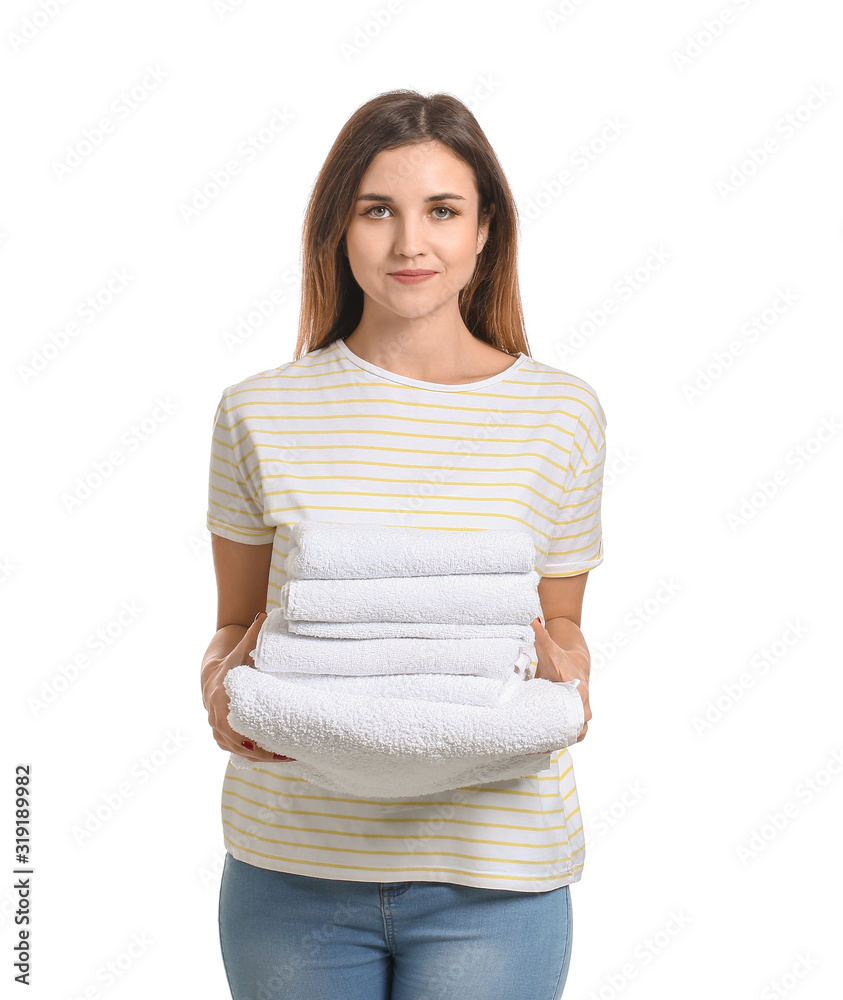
[393,215,427,259]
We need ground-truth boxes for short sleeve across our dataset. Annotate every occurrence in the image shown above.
[206,389,276,545]
[543,395,607,578]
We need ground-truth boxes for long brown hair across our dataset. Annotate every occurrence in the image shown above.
[293,88,529,360]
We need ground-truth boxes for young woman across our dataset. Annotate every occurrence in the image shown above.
[202,88,606,1000]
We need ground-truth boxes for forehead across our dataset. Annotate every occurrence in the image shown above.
[357,141,478,196]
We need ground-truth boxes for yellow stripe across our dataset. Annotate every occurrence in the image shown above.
[553,505,603,529]
[223,835,584,882]
[208,483,261,506]
[223,818,574,867]
[221,397,594,427]
[222,377,599,406]
[222,802,571,849]
[222,414,578,447]
[207,498,264,522]
[574,413,606,460]
[223,356,604,415]
[570,434,606,473]
[261,489,561,527]
[547,535,600,558]
[206,516,274,540]
[223,367,600,402]
[254,504,565,542]
[222,787,570,832]
[561,462,605,496]
[223,773,569,816]
[255,459,569,496]
[222,342,605,438]
[228,766,564,796]
[262,471,564,507]
[223,342,591,385]
[224,429,578,474]
[254,459,577,502]
[209,439,237,458]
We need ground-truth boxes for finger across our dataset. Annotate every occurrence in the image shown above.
[235,738,293,762]
[530,617,546,638]
[243,611,268,667]
[233,749,291,763]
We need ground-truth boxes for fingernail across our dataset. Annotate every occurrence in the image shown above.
[241,740,254,750]
[253,611,267,624]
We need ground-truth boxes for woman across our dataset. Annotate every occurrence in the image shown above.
[202,88,606,1000]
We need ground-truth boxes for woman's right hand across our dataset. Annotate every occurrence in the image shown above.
[202,611,297,764]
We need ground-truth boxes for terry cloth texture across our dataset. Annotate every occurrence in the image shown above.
[225,667,583,798]
[253,608,535,681]
[285,520,537,579]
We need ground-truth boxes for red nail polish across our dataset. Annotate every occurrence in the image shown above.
[241,740,254,750]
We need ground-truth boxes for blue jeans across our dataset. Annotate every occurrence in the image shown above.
[219,852,573,999]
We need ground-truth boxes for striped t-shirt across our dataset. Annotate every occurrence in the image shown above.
[206,336,607,892]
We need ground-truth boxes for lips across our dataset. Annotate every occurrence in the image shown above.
[390,270,437,276]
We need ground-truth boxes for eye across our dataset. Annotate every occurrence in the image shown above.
[361,204,461,220]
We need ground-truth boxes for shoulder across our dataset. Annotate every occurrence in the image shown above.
[522,354,606,427]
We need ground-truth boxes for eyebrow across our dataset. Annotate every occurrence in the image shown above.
[356,192,466,203]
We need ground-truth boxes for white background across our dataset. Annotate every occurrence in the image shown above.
[3,0,841,997]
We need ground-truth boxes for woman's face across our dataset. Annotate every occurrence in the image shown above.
[344,140,489,326]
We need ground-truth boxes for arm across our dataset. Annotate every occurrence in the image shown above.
[533,572,593,742]
[200,534,288,762]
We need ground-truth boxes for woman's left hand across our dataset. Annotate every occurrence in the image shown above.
[530,618,591,743]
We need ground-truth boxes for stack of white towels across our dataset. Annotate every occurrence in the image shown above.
[225,522,584,798]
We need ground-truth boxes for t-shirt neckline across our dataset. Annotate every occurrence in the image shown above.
[335,337,527,392]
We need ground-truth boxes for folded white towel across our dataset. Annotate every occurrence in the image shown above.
[224,666,583,799]
[286,621,538,641]
[252,671,524,704]
[254,609,534,680]
[280,570,542,624]
[286,522,537,580]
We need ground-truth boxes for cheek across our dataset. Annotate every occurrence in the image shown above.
[442,227,482,261]
[346,220,381,252]
[345,226,366,258]
[345,240,382,284]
